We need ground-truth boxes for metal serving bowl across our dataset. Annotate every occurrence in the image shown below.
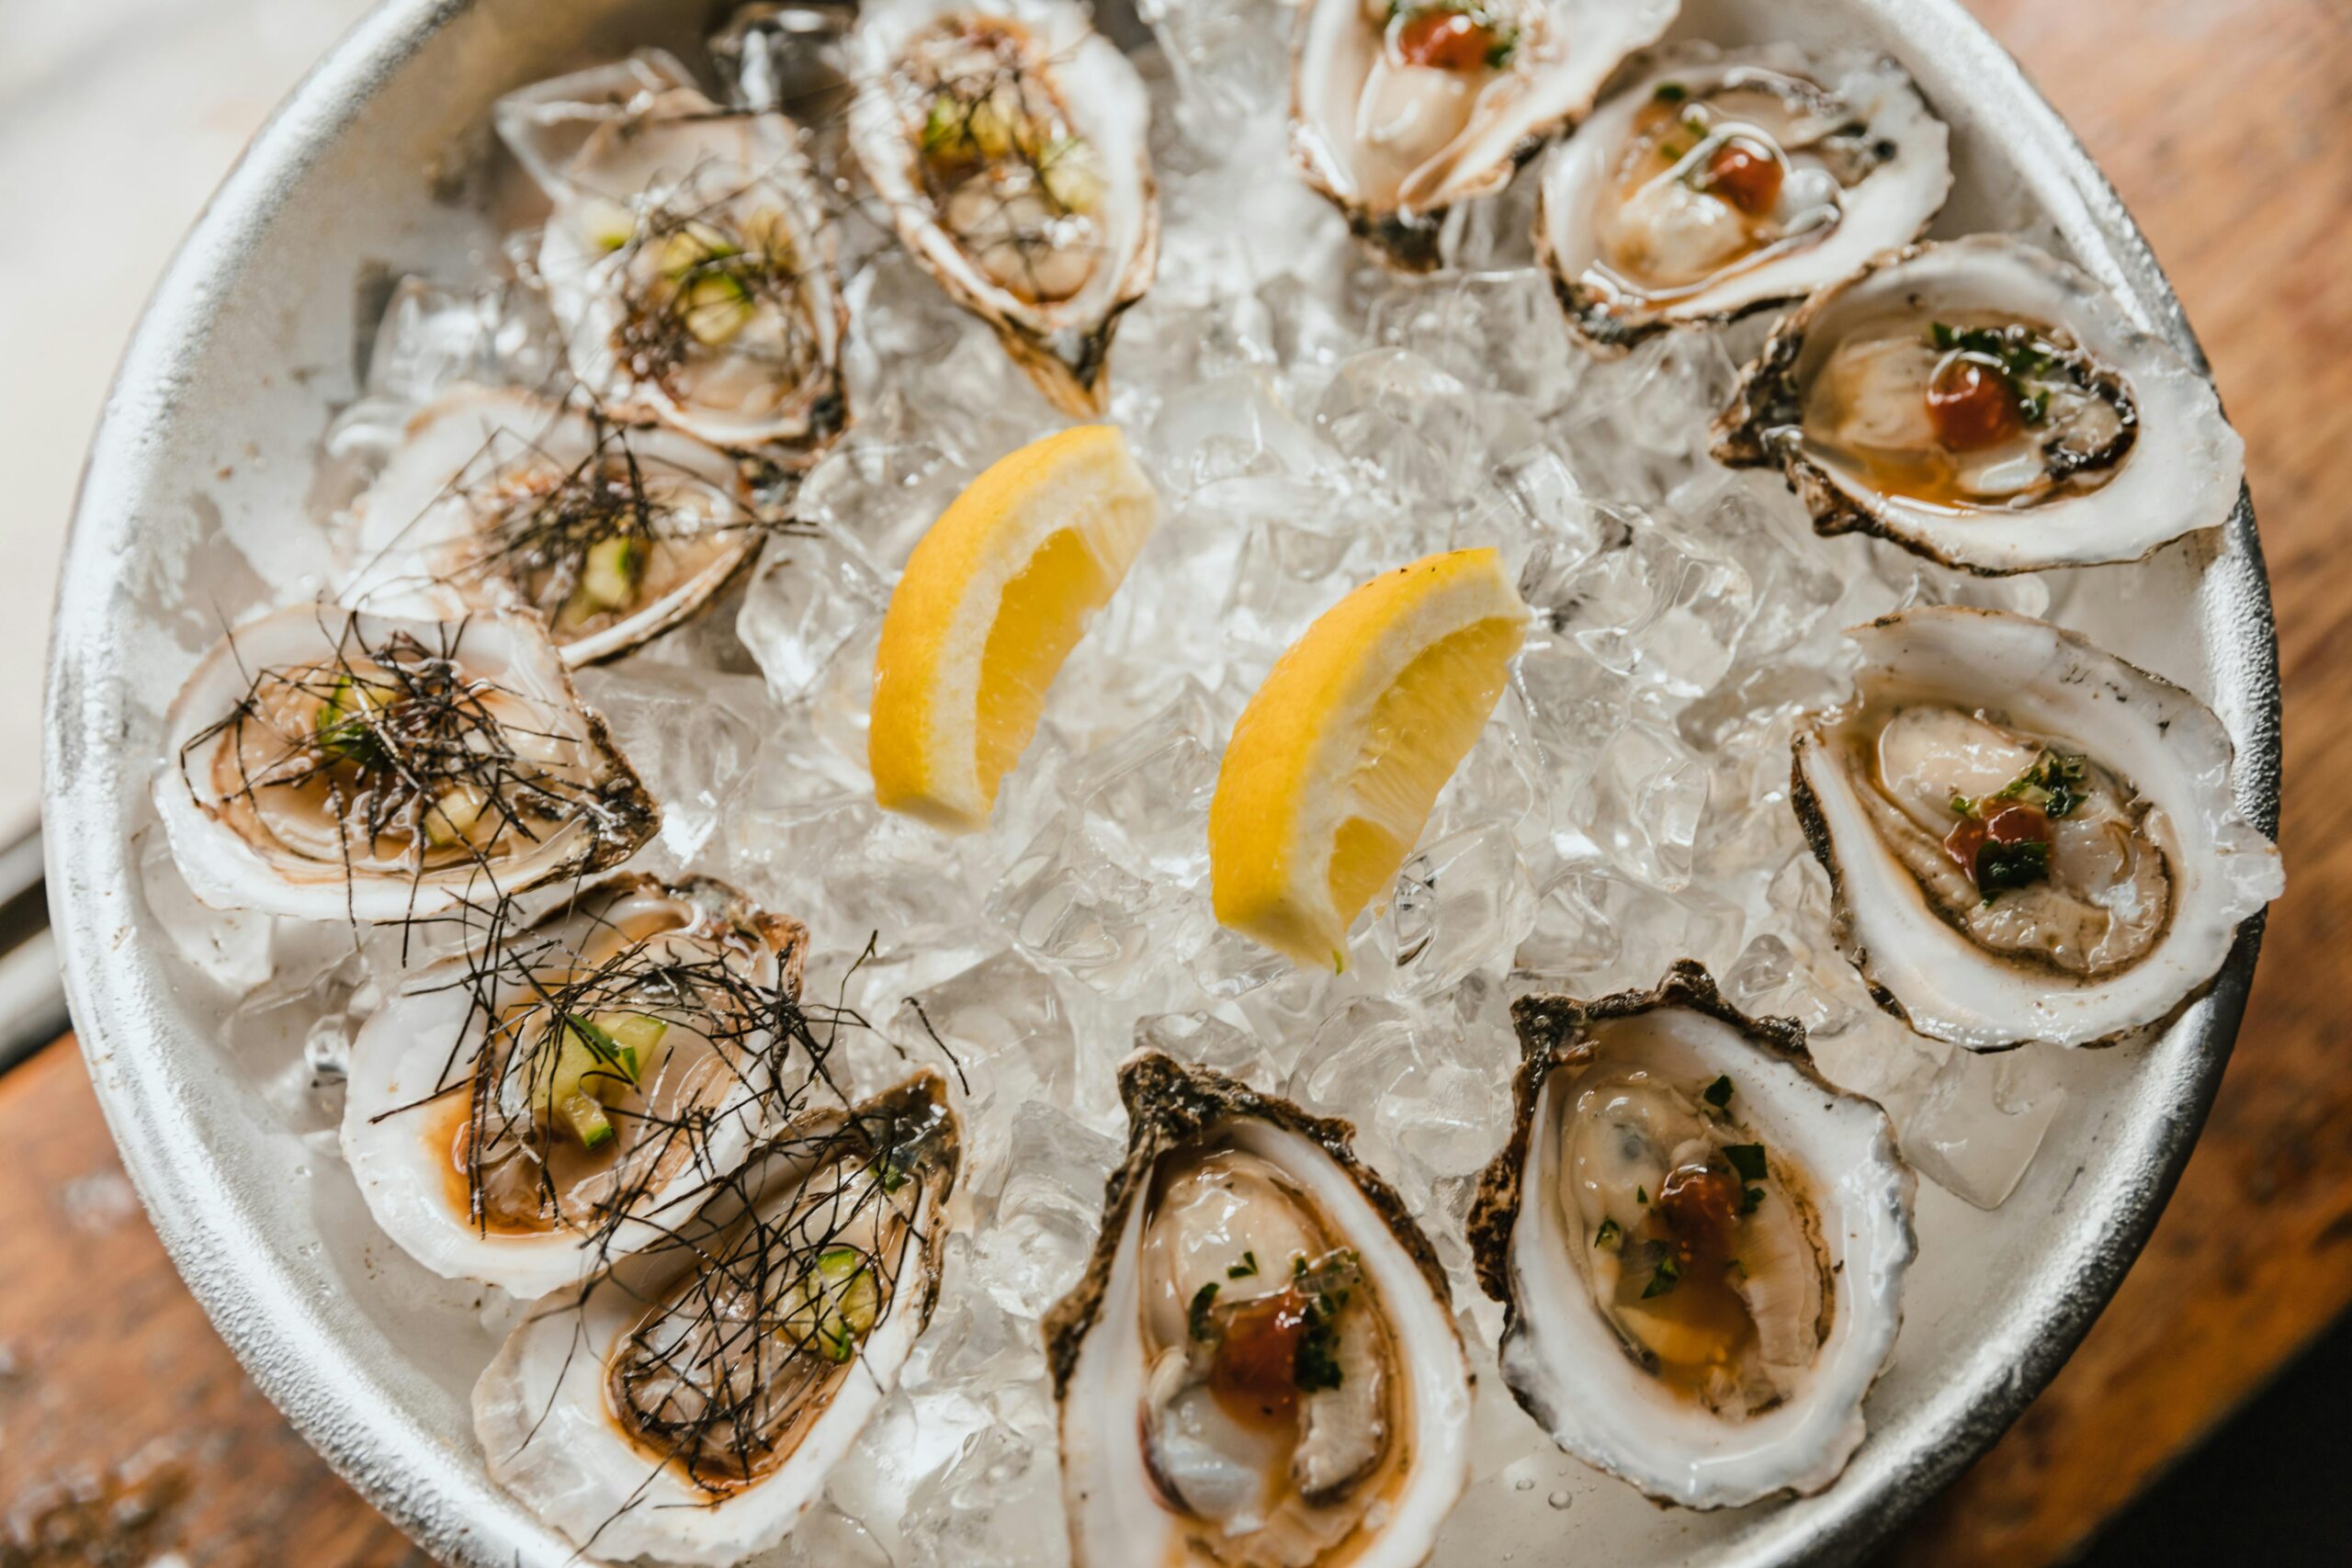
[43,1,2277,1562]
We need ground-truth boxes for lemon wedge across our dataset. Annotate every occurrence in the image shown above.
[870,424,1158,831]
[1210,547,1526,968]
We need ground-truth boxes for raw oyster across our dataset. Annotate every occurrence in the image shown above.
[506,54,851,457]
[1792,607,2283,1049]
[342,874,807,1299]
[1468,963,1914,1508]
[341,387,762,664]
[1046,1052,1473,1567]
[473,1073,958,1564]
[1538,45,1950,346]
[1293,0,1679,271]
[154,605,656,920]
[1713,236,2245,572]
[849,0,1159,414]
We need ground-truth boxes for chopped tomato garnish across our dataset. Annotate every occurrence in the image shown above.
[1394,8,1502,72]
[1208,1288,1308,1428]
[1926,355,2025,451]
[1702,138,1783,217]
[1943,800,2052,880]
[1658,1163,1742,1241]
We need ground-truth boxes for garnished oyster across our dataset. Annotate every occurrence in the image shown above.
[154,606,656,921]
[504,54,851,458]
[1713,236,2245,572]
[1538,45,1949,347]
[342,874,807,1298]
[850,0,1159,414]
[1292,0,1679,271]
[1046,1052,1472,1567]
[473,1073,958,1564]
[1468,963,1914,1508]
[341,388,762,664]
[1792,607,2282,1049]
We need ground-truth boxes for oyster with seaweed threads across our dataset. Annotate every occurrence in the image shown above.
[1537,45,1950,348]
[154,605,656,921]
[1046,1052,1472,1568]
[506,54,850,458]
[1791,607,2282,1050]
[1293,0,1679,272]
[342,874,807,1299]
[340,388,762,665]
[1468,963,1914,1508]
[850,0,1159,415]
[473,1073,958,1564]
[1713,236,2245,572]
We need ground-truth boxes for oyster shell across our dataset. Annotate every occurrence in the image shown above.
[154,605,657,920]
[1046,1052,1473,1567]
[473,1073,959,1564]
[342,874,807,1298]
[1293,0,1679,271]
[340,387,762,665]
[1792,607,2283,1049]
[1538,45,1950,347]
[1713,236,2245,572]
[849,0,1159,414]
[1468,963,1914,1508]
[507,55,851,458]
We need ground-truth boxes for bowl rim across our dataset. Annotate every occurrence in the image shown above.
[41,1,2280,1563]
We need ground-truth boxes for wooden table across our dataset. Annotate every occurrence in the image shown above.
[6,2,2346,1562]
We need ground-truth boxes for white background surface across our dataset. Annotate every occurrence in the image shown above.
[6,0,377,840]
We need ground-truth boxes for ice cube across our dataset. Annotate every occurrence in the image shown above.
[571,661,777,864]
[1904,1046,2069,1209]
[735,527,890,703]
[1367,823,1540,1000]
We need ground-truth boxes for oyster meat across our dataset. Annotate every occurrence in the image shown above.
[850,0,1159,415]
[1538,45,1950,347]
[474,1073,958,1564]
[340,387,762,665]
[1468,963,1914,1508]
[1713,236,2245,572]
[154,605,656,920]
[1046,1052,1473,1568]
[1293,0,1679,271]
[1792,606,2283,1049]
[505,54,851,457]
[342,874,807,1299]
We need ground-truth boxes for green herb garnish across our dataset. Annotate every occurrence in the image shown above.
[1188,1282,1219,1341]
[1976,837,2052,897]
[1724,1144,1770,1182]
[1642,1255,1683,1299]
[1703,1075,1735,1110]
[1741,1186,1766,1216]
[1227,1251,1259,1280]
[1595,1217,1623,1250]
[1654,82,1688,103]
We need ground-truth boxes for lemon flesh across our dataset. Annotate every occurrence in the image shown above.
[1210,547,1527,969]
[870,424,1158,832]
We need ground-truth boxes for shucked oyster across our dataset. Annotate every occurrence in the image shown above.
[851,0,1159,414]
[343,874,807,1299]
[1046,1052,1473,1567]
[505,55,850,458]
[1538,45,1950,348]
[155,605,656,921]
[1713,236,2245,572]
[1293,0,1679,271]
[1468,964,1914,1508]
[341,388,762,665]
[1792,607,2282,1049]
[474,1073,958,1564]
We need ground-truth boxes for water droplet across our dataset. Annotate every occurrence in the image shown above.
[1547,1488,1574,1510]
[1513,1476,1535,1492]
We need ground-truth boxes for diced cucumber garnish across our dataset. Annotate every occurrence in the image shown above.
[559,1091,615,1150]
[782,1246,880,1363]
[580,535,642,612]
[422,783,489,848]
[1039,137,1103,214]
[314,676,379,763]
[681,273,754,345]
[657,222,740,280]
[539,1012,664,1149]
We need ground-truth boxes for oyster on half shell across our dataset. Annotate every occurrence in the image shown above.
[850,0,1159,414]
[1792,607,2282,1050]
[342,874,807,1299]
[1292,0,1679,271]
[505,54,851,459]
[1046,1052,1473,1567]
[1713,236,2245,572]
[474,1073,959,1565]
[340,387,763,665]
[1537,45,1951,348]
[154,605,656,921]
[1467,963,1914,1508]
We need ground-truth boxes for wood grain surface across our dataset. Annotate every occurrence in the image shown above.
[4,2,2345,1565]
